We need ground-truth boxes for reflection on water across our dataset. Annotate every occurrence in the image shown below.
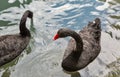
[0,0,120,77]
[105,58,120,77]
[0,0,32,11]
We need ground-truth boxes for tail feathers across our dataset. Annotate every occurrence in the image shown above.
[88,18,101,29]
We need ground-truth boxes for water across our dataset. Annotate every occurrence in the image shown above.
[0,0,120,77]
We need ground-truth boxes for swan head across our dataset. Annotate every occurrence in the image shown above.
[53,28,72,40]
[26,10,33,19]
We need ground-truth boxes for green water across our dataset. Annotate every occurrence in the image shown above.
[0,0,120,77]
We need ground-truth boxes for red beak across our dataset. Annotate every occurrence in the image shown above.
[53,34,59,40]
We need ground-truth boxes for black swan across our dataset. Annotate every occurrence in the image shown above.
[0,10,33,66]
[53,18,101,72]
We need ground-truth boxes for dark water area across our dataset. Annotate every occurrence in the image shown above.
[0,0,120,77]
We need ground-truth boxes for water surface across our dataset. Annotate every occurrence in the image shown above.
[0,0,120,77]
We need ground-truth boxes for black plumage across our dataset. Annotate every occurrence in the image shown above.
[54,18,101,72]
[0,10,33,66]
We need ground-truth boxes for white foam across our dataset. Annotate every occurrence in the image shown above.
[96,0,110,11]
[8,0,16,3]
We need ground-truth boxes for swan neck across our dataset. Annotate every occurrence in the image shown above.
[19,12,30,37]
[69,31,83,54]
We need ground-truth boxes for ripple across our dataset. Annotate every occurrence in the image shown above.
[0,0,120,77]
